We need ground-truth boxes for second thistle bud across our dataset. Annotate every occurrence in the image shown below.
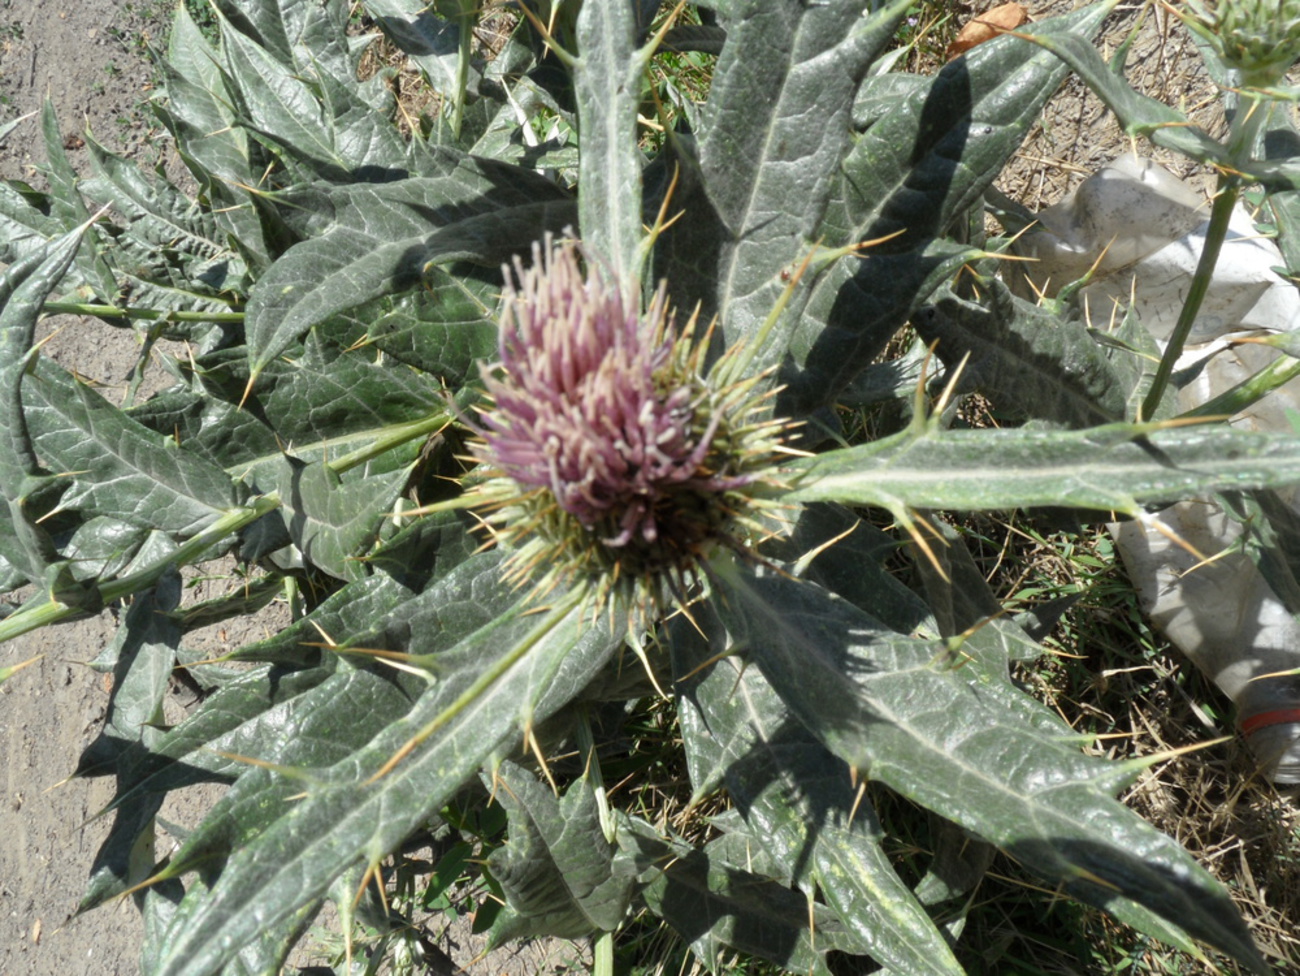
[1181,0,1300,85]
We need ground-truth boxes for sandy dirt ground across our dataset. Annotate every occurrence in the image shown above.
[1,6,208,974]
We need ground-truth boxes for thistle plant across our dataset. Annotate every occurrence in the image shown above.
[4,1,1300,974]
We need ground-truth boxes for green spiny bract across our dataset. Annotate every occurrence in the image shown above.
[1180,0,1300,84]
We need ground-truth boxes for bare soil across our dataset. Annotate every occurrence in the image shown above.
[2,6,202,974]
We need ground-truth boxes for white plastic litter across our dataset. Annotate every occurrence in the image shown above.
[1018,153,1300,340]
[1017,154,1300,783]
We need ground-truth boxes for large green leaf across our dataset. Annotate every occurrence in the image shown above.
[39,102,118,302]
[1017,21,1226,168]
[151,580,618,976]
[99,564,485,829]
[100,660,337,817]
[153,7,272,265]
[658,0,912,350]
[143,873,319,976]
[81,136,248,319]
[127,558,516,881]
[61,516,151,584]
[0,179,70,269]
[573,1,644,277]
[486,761,636,942]
[220,22,407,181]
[789,422,1300,515]
[212,0,296,63]
[244,167,573,378]
[619,815,850,975]
[24,357,242,536]
[673,602,965,976]
[915,279,1130,427]
[261,456,410,581]
[710,560,1269,974]
[0,226,89,590]
[783,2,1114,415]
[129,335,450,481]
[361,270,498,384]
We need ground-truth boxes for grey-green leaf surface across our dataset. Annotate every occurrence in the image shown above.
[106,566,480,821]
[782,1,1113,413]
[0,178,72,269]
[82,135,248,306]
[486,762,635,941]
[152,584,618,976]
[155,7,270,262]
[659,0,912,357]
[673,602,965,976]
[103,661,337,815]
[61,516,150,584]
[159,664,426,876]
[24,357,241,536]
[222,23,407,179]
[135,338,449,478]
[155,557,520,868]
[573,1,643,278]
[0,226,93,589]
[244,168,571,377]
[1017,21,1227,167]
[915,279,1129,427]
[263,456,410,581]
[711,560,1268,973]
[362,270,498,383]
[39,102,118,301]
[1,225,86,488]
[620,816,845,975]
[789,422,1300,515]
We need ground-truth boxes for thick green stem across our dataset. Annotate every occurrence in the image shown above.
[593,932,614,976]
[450,5,474,141]
[1140,178,1240,420]
[42,302,243,322]
[326,410,454,475]
[1140,84,1273,421]
[0,493,281,645]
[1182,354,1300,420]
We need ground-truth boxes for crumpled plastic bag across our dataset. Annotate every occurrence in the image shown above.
[1017,153,1300,341]
[1016,154,1300,783]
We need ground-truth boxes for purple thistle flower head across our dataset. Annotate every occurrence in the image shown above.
[470,236,788,602]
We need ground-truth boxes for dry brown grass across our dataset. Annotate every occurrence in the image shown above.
[998,518,1300,973]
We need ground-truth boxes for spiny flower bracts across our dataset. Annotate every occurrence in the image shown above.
[467,236,793,611]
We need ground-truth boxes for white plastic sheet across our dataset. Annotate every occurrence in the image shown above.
[1018,154,1300,782]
